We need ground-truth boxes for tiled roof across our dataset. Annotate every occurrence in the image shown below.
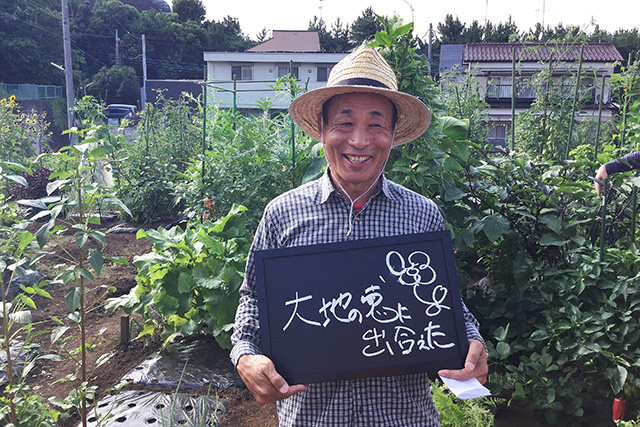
[248,30,321,53]
[463,43,624,62]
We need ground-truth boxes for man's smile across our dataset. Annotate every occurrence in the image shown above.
[344,154,371,164]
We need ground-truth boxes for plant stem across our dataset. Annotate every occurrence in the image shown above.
[75,161,88,427]
[1,271,17,424]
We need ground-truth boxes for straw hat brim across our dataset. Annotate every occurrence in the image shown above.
[289,85,432,147]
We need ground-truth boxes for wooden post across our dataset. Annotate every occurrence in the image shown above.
[120,315,130,345]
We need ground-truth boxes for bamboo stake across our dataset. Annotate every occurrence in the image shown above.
[594,75,606,161]
[566,44,584,159]
[511,46,516,151]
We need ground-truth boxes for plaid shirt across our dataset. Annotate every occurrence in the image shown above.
[231,171,484,427]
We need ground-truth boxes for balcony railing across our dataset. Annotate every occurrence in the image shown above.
[0,83,63,101]
[486,84,538,100]
[486,83,596,103]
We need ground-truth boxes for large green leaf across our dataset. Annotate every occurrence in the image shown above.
[65,286,82,312]
[18,231,34,251]
[89,248,104,276]
[154,293,179,316]
[46,179,69,195]
[6,174,28,187]
[539,214,562,234]
[439,116,470,142]
[194,264,223,289]
[539,233,569,246]
[481,214,510,242]
[610,365,628,395]
[177,272,195,294]
[441,178,466,202]
[9,310,32,324]
[51,325,70,344]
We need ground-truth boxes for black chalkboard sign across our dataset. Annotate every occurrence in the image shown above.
[255,231,469,384]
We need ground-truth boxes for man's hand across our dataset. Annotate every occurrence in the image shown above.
[438,339,488,384]
[236,354,306,404]
[595,164,608,198]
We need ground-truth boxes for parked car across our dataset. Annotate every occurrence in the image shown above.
[105,104,139,126]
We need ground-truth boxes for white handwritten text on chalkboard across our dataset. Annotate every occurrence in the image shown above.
[281,250,455,358]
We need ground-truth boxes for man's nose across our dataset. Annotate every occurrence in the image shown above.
[348,126,369,149]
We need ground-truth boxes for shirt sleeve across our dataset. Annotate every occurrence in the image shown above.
[462,300,485,348]
[605,151,640,175]
[230,210,276,367]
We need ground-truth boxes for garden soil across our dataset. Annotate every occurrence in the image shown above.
[24,215,277,427]
[22,215,615,427]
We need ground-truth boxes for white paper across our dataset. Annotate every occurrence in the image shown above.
[438,375,492,399]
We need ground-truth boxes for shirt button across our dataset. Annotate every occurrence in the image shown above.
[355,217,360,222]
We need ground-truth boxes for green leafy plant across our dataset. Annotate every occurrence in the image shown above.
[174,102,316,231]
[370,19,639,424]
[431,380,499,426]
[0,161,60,426]
[617,420,640,427]
[106,204,251,349]
[114,94,201,223]
[29,127,130,426]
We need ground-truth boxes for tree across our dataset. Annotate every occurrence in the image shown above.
[610,28,640,64]
[464,20,484,43]
[0,0,64,84]
[483,17,519,42]
[256,27,269,43]
[437,14,466,44]
[350,7,383,46]
[329,18,351,51]
[172,0,206,23]
[87,65,139,105]
[72,0,141,77]
[308,16,332,52]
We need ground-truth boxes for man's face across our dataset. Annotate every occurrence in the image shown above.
[321,92,395,201]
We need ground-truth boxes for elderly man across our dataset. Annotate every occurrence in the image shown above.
[231,46,488,426]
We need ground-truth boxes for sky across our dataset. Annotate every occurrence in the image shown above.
[167,0,638,40]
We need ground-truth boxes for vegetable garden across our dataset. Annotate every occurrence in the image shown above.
[1,19,640,426]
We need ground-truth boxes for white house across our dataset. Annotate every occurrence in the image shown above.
[203,31,348,111]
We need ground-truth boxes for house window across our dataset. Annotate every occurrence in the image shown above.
[317,66,331,82]
[277,65,299,80]
[487,77,512,99]
[487,124,508,147]
[231,65,253,81]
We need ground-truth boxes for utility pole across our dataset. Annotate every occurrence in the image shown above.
[115,29,121,68]
[61,0,75,137]
[141,34,147,107]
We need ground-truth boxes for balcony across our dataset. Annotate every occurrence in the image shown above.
[485,83,596,107]
[485,84,538,107]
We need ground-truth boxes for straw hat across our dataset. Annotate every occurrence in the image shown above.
[289,46,431,146]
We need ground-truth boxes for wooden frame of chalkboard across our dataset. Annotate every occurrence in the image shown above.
[255,231,470,384]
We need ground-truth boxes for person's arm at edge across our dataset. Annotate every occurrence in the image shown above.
[230,211,306,404]
[595,151,640,197]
